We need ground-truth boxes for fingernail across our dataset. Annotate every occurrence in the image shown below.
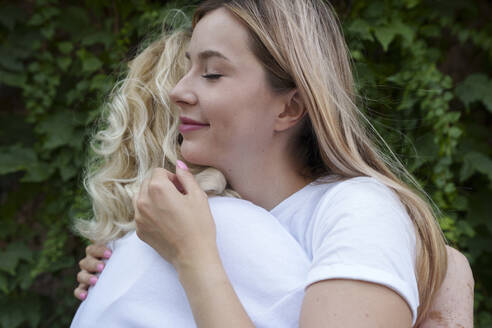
[80,292,87,300]
[97,263,104,272]
[90,276,98,285]
[176,160,188,171]
[103,250,112,258]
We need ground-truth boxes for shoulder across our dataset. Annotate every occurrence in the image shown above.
[312,176,413,234]
[315,176,403,211]
[305,176,420,325]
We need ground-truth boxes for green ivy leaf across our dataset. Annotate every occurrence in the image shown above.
[0,145,37,175]
[404,0,420,9]
[0,71,27,88]
[460,151,492,184]
[347,19,374,41]
[0,295,41,328]
[35,111,79,150]
[455,74,492,113]
[82,56,103,73]
[373,26,395,52]
[454,195,468,211]
[81,31,114,49]
[40,25,55,39]
[57,42,74,54]
[456,220,475,238]
[0,243,33,275]
[373,18,414,51]
[89,74,113,94]
[58,56,72,71]
[21,161,56,182]
[55,149,79,181]
[409,133,439,171]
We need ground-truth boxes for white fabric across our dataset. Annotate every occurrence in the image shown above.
[71,175,419,327]
[270,176,419,326]
[71,196,310,328]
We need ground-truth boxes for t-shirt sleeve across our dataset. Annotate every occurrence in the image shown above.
[306,177,419,326]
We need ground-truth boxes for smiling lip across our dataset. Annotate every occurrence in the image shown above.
[179,116,208,125]
[178,116,209,133]
[178,124,209,133]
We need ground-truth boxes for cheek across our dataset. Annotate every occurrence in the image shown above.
[198,75,277,154]
[210,100,268,142]
[211,110,273,160]
[213,81,272,127]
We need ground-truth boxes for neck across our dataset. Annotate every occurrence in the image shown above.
[218,147,315,212]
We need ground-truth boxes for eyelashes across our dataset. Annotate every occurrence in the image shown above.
[201,74,222,80]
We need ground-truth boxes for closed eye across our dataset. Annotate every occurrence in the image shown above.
[201,74,222,80]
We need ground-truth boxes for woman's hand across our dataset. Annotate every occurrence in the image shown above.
[134,160,218,270]
[74,244,112,301]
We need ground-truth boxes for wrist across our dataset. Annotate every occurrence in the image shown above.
[176,248,230,302]
[174,243,221,274]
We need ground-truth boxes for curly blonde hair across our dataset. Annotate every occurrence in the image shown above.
[74,27,240,244]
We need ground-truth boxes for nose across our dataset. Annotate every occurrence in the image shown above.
[169,73,197,108]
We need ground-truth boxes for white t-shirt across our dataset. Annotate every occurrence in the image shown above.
[270,175,419,325]
[71,175,419,327]
[71,196,310,328]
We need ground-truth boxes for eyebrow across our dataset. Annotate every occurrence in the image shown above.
[185,49,231,62]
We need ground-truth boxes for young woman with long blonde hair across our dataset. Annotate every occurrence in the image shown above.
[72,1,474,327]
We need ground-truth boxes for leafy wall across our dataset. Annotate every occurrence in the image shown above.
[0,0,490,326]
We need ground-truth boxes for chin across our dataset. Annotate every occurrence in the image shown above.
[180,143,210,167]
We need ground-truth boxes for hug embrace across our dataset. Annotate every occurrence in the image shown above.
[70,0,474,327]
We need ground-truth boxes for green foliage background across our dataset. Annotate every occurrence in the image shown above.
[0,0,490,326]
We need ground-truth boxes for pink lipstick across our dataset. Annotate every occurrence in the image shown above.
[179,116,209,133]
[179,124,209,133]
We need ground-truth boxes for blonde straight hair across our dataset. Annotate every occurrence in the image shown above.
[191,0,447,325]
[75,0,447,325]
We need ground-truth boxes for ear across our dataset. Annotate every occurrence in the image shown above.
[274,89,307,132]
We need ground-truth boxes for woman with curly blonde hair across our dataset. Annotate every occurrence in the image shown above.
[72,1,474,327]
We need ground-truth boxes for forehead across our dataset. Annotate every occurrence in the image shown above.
[188,7,252,64]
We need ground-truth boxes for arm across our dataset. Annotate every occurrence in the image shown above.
[298,178,420,327]
[419,245,474,328]
[299,279,412,328]
[298,246,475,328]
[134,164,255,328]
[175,246,256,328]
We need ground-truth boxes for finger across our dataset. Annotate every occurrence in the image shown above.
[153,166,184,194]
[79,256,106,273]
[158,168,185,194]
[77,270,99,286]
[86,244,112,259]
[169,172,185,194]
[148,168,180,199]
[175,160,200,196]
[74,284,89,301]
